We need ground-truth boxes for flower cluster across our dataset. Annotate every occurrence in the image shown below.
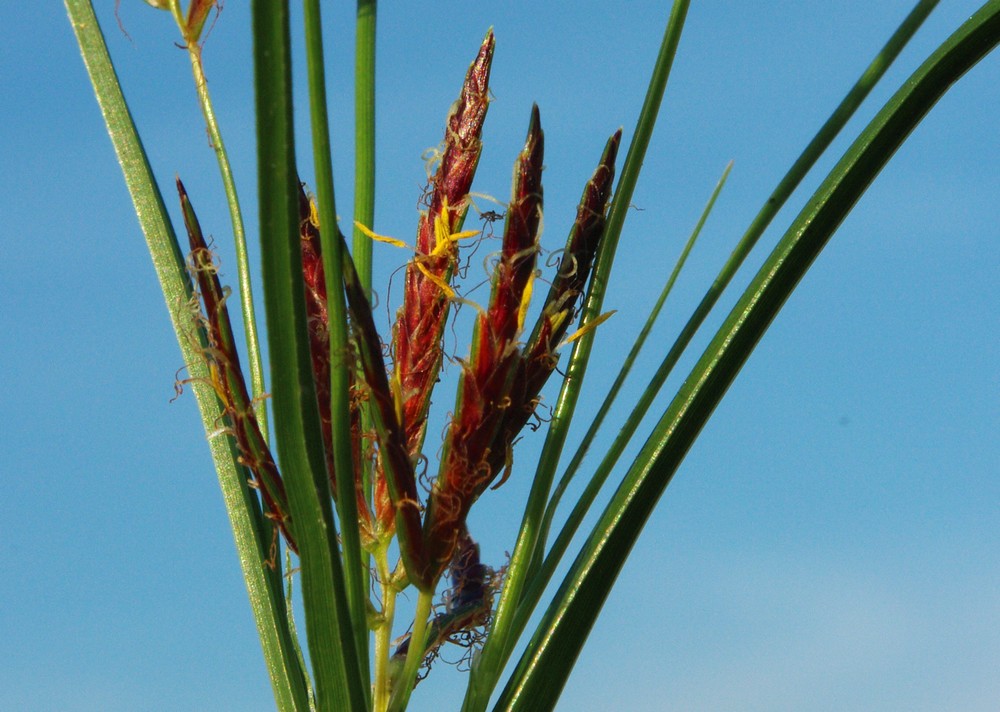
[181,30,619,650]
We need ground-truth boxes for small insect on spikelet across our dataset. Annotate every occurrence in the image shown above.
[279,29,621,643]
[177,178,296,553]
[345,47,619,589]
[418,118,621,583]
[342,29,495,581]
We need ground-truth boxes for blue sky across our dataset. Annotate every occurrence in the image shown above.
[2,1,998,710]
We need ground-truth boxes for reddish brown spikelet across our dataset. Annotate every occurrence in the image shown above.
[482,130,621,487]
[523,129,621,376]
[177,178,297,553]
[340,232,431,589]
[391,31,495,464]
[296,186,375,542]
[423,107,544,577]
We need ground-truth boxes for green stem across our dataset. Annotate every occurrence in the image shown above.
[514,0,942,642]
[285,549,317,710]
[252,1,366,709]
[497,3,1000,706]
[535,160,732,566]
[64,1,307,708]
[500,163,732,664]
[372,544,397,712]
[353,0,378,606]
[183,41,269,439]
[388,590,433,712]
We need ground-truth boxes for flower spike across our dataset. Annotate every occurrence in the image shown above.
[177,178,296,553]
[297,185,374,542]
[480,129,621,492]
[423,105,545,579]
[391,30,495,472]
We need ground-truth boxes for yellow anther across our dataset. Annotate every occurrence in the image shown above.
[516,271,535,333]
[353,221,409,249]
[558,310,616,350]
[430,197,481,257]
[547,310,569,336]
[208,364,228,402]
[389,371,405,424]
[415,259,456,298]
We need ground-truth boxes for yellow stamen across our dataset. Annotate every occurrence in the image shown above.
[414,259,456,298]
[547,310,569,336]
[390,371,405,424]
[353,220,409,249]
[430,197,481,257]
[208,363,229,403]
[558,310,616,349]
[516,271,535,333]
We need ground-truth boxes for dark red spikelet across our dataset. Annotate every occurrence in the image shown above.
[423,106,544,578]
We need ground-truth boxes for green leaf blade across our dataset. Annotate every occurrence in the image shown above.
[252,1,367,709]
[302,0,372,684]
[65,1,309,708]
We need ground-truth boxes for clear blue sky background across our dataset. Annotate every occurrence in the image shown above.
[2,2,998,710]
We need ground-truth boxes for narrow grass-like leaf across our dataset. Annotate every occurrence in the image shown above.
[352,0,379,607]
[474,2,939,703]
[353,0,377,294]
[302,0,371,680]
[490,163,730,673]
[524,160,732,588]
[64,2,308,708]
[252,2,367,709]
[500,0,943,666]
[576,0,944,477]
[285,549,317,710]
[472,155,720,712]
[496,5,1000,708]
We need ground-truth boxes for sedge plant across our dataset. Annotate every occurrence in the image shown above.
[65,0,1000,709]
